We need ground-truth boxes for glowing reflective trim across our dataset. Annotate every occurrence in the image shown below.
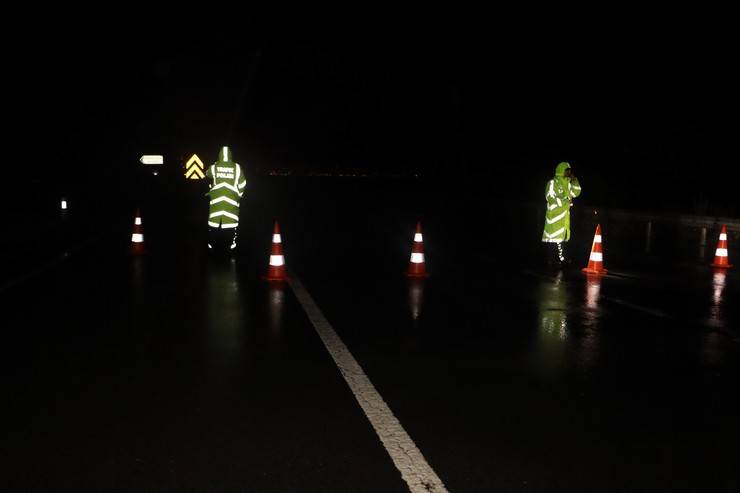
[209,210,239,221]
[234,165,240,186]
[719,233,727,241]
[230,243,237,250]
[208,220,238,229]
[223,146,229,162]
[61,200,67,210]
[545,227,565,238]
[715,248,728,257]
[131,234,144,243]
[238,180,247,189]
[556,198,562,208]
[273,234,282,243]
[594,235,602,243]
[135,217,142,225]
[209,196,240,207]
[270,255,285,266]
[208,243,212,249]
[547,181,556,198]
[590,252,603,262]
[410,253,425,263]
[546,210,567,224]
[414,233,423,242]
[548,203,557,211]
[212,182,239,193]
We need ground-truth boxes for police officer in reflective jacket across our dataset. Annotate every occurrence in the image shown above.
[206,146,247,252]
[542,161,582,265]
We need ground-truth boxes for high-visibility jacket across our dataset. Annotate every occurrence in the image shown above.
[206,146,247,229]
[542,162,581,243]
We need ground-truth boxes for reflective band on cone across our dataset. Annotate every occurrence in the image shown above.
[711,225,733,268]
[582,224,607,274]
[265,221,288,281]
[410,253,425,264]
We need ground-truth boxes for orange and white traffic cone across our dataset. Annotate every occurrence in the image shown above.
[131,209,145,255]
[711,225,732,269]
[407,221,428,278]
[264,221,287,281]
[582,224,607,274]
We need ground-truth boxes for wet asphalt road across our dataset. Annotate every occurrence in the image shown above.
[2,177,739,492]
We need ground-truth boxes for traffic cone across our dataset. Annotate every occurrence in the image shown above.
[711,225,733,268]
[407,221,428,278]
[582,224,607,274]
[264,221,287,281]
[131,209,145,255]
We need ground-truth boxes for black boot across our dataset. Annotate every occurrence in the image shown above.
[557,243,567,264]
[547,243,563,268]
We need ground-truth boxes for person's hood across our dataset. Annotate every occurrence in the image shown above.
[555,161,571,177]
[218,146,233,163]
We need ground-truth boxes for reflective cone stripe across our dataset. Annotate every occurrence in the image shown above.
[265,221,287,281]
[407,221,427,278]
[582,224,607,274]
[711,225,733,268]
[131,209,145,255]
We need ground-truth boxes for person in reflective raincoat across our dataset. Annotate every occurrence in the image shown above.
[542,161,581,264]
[206,146,247,252]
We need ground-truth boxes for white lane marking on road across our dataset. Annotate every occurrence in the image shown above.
[288,276,449,493]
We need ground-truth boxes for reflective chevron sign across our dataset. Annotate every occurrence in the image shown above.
[185,154,205,179]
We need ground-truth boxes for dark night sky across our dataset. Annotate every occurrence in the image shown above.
[10,23,739,215]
